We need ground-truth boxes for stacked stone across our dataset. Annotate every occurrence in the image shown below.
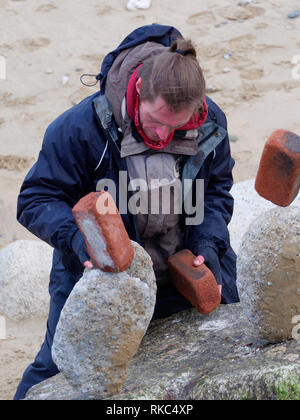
[237,206,300,342]
[51,192,156,399]
[238,129,300,342]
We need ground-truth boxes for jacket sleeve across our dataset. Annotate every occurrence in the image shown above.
[17,115,106,255]
[189,112,235,258]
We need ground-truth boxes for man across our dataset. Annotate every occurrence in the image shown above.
[14,24,239,400]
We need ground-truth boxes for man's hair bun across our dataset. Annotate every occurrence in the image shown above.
[169,39,197,58]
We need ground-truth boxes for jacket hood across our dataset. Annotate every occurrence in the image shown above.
[97,24,183,94]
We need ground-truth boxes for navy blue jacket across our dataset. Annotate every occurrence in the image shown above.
[17,24,238,309]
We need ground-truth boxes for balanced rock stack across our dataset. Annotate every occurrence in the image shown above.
[237,129,300,342]
[51,192,156,399]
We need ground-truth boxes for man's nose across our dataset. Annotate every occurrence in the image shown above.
[155,125,170,140]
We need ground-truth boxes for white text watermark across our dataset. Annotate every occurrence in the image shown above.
[0,55,6,80]
[0,316,6,340]
[95,171,204,225]
[291,55,300,80]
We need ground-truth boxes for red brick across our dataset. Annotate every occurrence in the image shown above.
[255,129,300,206]
[168,249,221,315]
[72,191,134,272]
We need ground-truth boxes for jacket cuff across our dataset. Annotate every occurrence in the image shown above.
[192,239,218,256]
[71,230,90,264]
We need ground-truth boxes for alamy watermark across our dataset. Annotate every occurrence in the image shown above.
[0,55,6,80]
[291,54,300,80]
[95,171,204,225]
[0,316,6,340]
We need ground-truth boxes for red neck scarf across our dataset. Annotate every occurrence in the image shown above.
[126,66,208,150]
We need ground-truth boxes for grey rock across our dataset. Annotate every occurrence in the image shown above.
[229,135,239,142]
[51,241,156,399]
[23,185,300,400]
[237,207,300,342]
[223,67,232,73]
[0,240,52,321]
[25,303,300,400]
[228,179,300,254]
[214,21,229,28]
[238,0,252,5]
[26,372,78,400]
[223,52,232,59]
[206,84,221,93]
[126,241,156,299]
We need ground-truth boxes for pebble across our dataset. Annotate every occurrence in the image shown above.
[229,135,239,142]
[287,10,299,19]
[61,76,69,86]
[223,67,232,73]
[126,0,151,10]
[45,68,53,74]
[206,84,221,93]
[238,0,252,6]
[214,21,229,28]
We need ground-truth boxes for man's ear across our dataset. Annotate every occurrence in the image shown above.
[135,77,142,95]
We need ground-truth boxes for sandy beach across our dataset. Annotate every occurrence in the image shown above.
[0,0,300,400]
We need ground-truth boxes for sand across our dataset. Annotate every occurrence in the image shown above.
[0,0,300,400]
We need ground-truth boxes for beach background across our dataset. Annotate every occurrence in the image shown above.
[0,0,300,400]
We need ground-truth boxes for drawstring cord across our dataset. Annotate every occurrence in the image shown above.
[80,73,101,87]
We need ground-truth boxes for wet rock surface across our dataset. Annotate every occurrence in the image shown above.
[26,303,300,400]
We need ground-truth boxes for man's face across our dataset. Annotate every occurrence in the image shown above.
[138,96,194,142]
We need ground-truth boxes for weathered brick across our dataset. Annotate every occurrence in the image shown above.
[168,249,221,315]
[255,129,300,206]
[72,191,134,272]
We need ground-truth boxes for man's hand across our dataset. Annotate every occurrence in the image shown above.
[193,255,205,266]
[84,261,93,270]
[193,253,222,296]
[71,230,92,270]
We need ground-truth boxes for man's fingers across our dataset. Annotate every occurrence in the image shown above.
[84,260,93,270]
[193,255,205,266]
